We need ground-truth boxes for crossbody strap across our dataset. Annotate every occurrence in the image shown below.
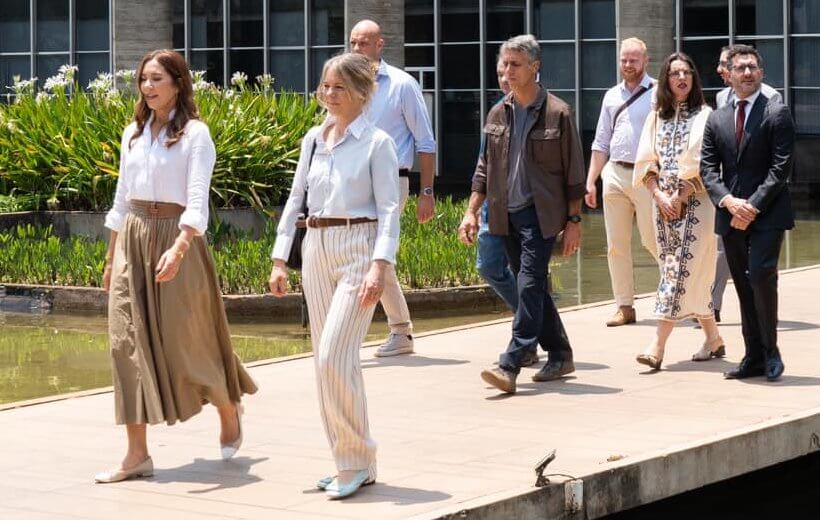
[611,82,654,132]
[300,137,318,216]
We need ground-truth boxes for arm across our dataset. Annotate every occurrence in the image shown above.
[102,127,132,291]
[747,105,795,213]
[401,80,437,224]
[561,109,586,256]
[699,112,730,207]
[458,191,486,246]
[585,96,613,209]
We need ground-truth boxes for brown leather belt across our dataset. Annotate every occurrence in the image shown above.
[295,216,377,229]
[613,161,635,169]
[129,200,185,218]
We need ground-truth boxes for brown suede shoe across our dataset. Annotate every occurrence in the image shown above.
[481,367,517,394]
[606,306,636,327]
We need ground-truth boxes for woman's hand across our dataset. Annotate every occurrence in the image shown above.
[269,260,289,297]
[654,191,678,222]
[358,260,387,308]
[155,241,188,283]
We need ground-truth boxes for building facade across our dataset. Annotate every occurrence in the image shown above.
[1,0,818,193]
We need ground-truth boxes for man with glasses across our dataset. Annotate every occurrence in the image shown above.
[585,38,658,327]
[710,45,782,325]
[701,45,795,382]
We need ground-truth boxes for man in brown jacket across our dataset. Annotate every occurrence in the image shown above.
[459,34,586,394]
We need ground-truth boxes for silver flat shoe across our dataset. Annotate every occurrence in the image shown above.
[94,456,153,484]
[221,403,244,460]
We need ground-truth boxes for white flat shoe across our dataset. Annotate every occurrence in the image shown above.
[94,457,153,483]
[221,403,244,460]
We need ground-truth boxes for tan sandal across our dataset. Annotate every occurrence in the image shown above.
[692,336,726,362]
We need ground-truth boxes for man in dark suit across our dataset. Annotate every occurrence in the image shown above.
[701,44,795,382]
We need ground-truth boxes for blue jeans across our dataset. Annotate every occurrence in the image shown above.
[476,202,519,313]
[499,206,573,374]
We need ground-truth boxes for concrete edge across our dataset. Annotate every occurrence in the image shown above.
[418,407,820,520]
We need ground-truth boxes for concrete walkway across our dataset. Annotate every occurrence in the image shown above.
[2,266,819,519]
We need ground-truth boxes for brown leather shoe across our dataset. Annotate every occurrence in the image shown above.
[606,306,636,327]
[481,367,517,394]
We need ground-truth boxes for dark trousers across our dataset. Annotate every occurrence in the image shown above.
[499,206,572,374]
[722,227,784,364]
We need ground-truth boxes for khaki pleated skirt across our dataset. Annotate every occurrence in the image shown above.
[108,200,257,426]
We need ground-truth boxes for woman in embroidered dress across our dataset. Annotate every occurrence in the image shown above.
[94,50,257,483]
[633,52,724,370]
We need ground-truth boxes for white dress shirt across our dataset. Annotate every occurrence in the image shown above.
[365,60,436,170]
[591,74,657,162]
[104,112,216,235]
[272,114,401,264]
[718,88,762,208]
[716,82,781,109]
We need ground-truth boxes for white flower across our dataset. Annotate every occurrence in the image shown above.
[58,64,78,82]
[87,72,114,96]
[224,88,236,99]
[256,73,274,91]
[115,69,136,85]
[35,92,52,104]
[230,71,248,87]
[43,74,69,93]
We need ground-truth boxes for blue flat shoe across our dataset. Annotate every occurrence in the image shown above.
[325,470,373,500]
[316,476,334,490]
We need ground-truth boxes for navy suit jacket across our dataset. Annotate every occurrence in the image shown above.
[700,93,796,235]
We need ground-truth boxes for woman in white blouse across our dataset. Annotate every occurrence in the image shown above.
[269,52,400,500]
[94,50,257,484]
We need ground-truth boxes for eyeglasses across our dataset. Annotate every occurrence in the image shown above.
[730,64,760,73]
[668,69,694,78]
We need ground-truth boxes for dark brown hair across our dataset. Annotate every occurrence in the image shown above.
[726,44,763,69]
[656,52,706,119]
[129,49,199,149]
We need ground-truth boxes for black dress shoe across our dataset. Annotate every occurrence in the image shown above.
[724,359,765,379]
[532,359,575,382]
[765,355,785,381]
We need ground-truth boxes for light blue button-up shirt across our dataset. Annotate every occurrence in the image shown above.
[365,60,436,170]
[591,74,656,163]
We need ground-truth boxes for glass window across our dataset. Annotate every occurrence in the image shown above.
[173,0,185,49]
[682,39,729,90]
[581,0,615,39]
[792,0,820,35]
[441,91,481,180]
[735,0,783,36]
[533,0,574,41]
[230,0,263,47]
[77,0,110,52]
[270,0,304,46]
[270,50,305,92]
[0,0,30,53]
[734,39,784,87]
[1,56,31,92]
[230,49,264,86]
[406,0,434,43]
[77,53,109,89]
[551,90,576,110]
[406,46,435,68]
[310,47,343,87]
[441,44,480,89]
[541,43,575,90]
[311,0,344,46]
[792,38,820,87]
[37,0,70,52]
[37,54,70,82]
[191,0,224,48]
[486,0,525,42]
[581,42,615,89]
[581,89,605,156]
[190,50,224,86]
[682,0,728,37]
[441,0,479,42]
[792,90,820,134]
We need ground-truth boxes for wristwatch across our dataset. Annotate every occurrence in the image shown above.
[567,214,582,224]
[421,186,434,197]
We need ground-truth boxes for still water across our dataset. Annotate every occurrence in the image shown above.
[2,213,819,405]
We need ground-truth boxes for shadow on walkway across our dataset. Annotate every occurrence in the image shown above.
[362,356,469,369]
[485,377,622,400]
[151,456,268,493]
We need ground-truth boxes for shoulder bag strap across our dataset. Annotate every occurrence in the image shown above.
[300,137,318,216]
[611,81,654,133]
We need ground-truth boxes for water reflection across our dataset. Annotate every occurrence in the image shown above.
[2,214,819,405]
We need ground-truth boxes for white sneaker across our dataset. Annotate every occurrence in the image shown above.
[374,333,414,357]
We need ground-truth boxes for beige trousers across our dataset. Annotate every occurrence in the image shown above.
[379,176,413,335]
[602,161,658,307]
[302,222,379,481]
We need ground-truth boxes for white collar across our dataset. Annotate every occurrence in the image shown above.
[620,74,653,93]
[319,113,370,141]
[735,89,761,108]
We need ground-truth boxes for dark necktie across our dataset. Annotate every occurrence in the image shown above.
[735,99,748,147]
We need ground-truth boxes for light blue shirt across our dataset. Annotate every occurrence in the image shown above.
[591,74,656,163]
[365,60,436,170]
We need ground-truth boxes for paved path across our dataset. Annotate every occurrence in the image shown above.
[2,267,820,519]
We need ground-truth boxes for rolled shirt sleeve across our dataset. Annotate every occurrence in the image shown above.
[178,122,217,235]
[590,92,613,155]
[271,128,317,261]
[104,125,135,232]
[401,80,436,155]
[370,133,401,264]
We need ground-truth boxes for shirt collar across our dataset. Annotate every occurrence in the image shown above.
[736,88,761,108]
[319,113,370,141]
[620,74,653,93]
[376,59,389,78]
[503,85,548,111]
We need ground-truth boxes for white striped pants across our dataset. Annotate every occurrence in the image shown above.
[302,222,379,480]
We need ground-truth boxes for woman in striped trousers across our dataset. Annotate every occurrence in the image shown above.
[269,52,400,500]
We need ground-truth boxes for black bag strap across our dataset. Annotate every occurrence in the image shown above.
[300,138,318,215]
[611,81,654,132]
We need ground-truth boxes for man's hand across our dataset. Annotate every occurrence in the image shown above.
[584,182,597,209]
[730,215,751,230]
[417,194,435,223]
[562,222,581,256]
[725,196,758,220]
[458,211,479,246]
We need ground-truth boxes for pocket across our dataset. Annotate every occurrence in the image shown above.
[529,128,562,173]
